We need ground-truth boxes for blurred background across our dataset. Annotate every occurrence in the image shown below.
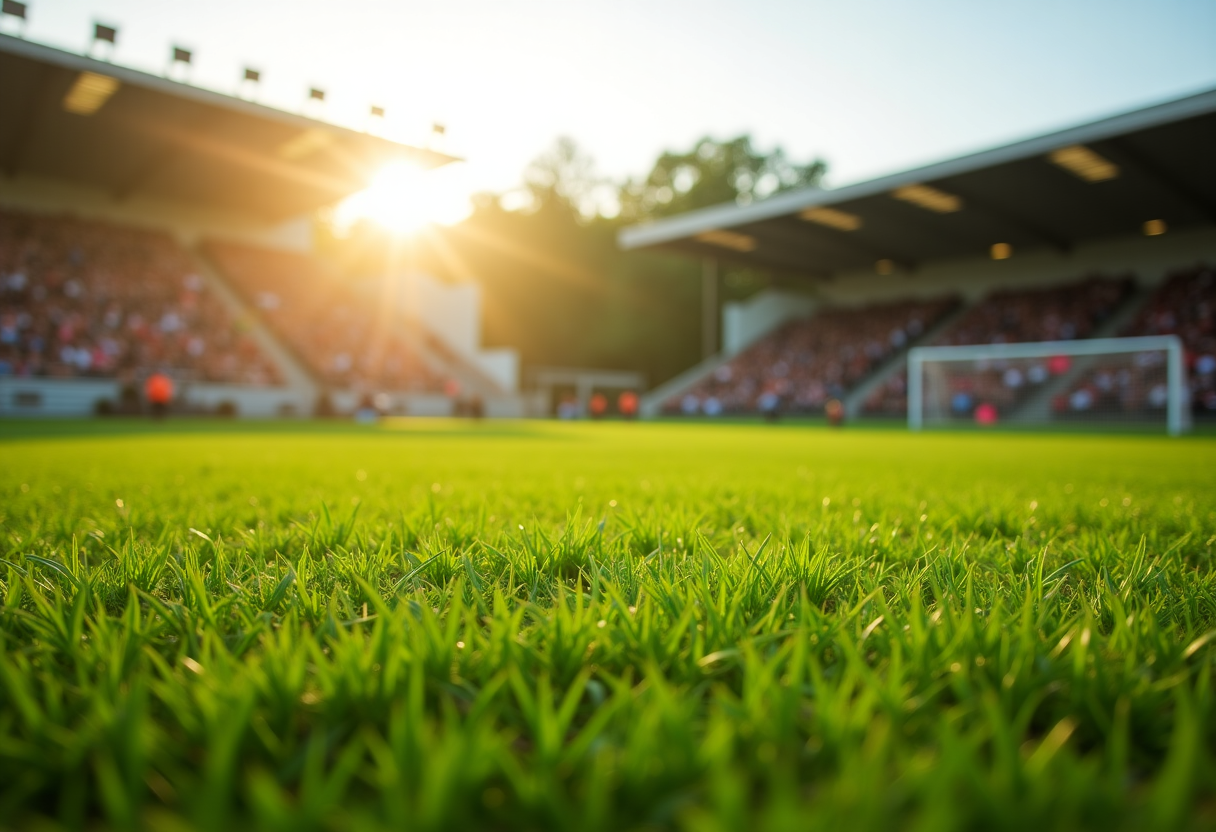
[0,0,1213,424]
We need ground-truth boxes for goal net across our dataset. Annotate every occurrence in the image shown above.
[907,335,1190,434]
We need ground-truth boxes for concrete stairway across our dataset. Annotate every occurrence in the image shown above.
[842,301,972,418]
[1010,283,1154,422]
[188,247,319,395]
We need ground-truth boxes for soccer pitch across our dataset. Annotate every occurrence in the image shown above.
[2,420,1214,831]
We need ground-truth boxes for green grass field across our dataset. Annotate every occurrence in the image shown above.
[2,419,1214,831]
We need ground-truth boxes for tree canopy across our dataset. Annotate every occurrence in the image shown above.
[617,135,826,222]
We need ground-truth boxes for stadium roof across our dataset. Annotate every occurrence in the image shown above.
[618,87,1216,278]
[0,34,456,220]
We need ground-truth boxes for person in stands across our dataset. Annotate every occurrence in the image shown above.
[144,371,174,419]
[618,390,639,420]
[825,398,845,427]
[588,392,608,419]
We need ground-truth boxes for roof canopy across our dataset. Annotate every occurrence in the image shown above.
[0,34,456,220]
[619,88,1216,278]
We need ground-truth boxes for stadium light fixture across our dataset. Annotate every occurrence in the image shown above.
[304,87,327,118]
[892,184,962,213]
[244,68,261,83]
[167,46,192,81]
[370,105,385,118]
[1049,145,1119,182]
[799,206,863,231]
[1,1,27,36]
[695,229,757,253]
[990,242,1012,260]
[62,71,120,115]
[91,22,117,60]
[1143,219,1167,236]
[875,259,895,275]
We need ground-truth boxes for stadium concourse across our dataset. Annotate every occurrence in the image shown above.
[623,86,1216,428]
[0,32,530,419]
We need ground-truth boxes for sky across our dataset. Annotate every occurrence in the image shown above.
[9,0,1216,215]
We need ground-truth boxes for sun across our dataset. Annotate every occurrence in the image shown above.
[334,160,473,235]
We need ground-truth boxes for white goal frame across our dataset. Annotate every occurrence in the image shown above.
[907,335,1190,435]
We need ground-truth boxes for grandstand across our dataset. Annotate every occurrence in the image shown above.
[620,87,1216,425]
[0,32,530,418]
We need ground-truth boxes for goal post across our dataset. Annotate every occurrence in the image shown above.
[907,335,1190,435]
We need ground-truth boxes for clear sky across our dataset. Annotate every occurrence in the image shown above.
[11,0,1216,212]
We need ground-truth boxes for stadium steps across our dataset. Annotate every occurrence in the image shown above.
[188,248,320,395]
[842,301,973,418]
[638,353,735,418]
[1010,282,1154,423]
[399,323,508,399]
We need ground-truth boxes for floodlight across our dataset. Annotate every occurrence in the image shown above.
[694,229,756,253]
[370,105,385,118]
[63,71,120,115]
[875,259,895,275]
[799,206,863,231]
[244,67,261,82]
[0,0,25,37]
[309,88,326,101]
[892,184,962,213]
[278,128,334,160]
[94,22,116,43]
[1143,219,1167,236]
[1049,145,1119,182]
[172,46,192,64]
[990,242,1012,260]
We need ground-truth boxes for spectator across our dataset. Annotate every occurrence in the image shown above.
[588,392,607,419]
[618,390,639,419]
[144,371,173,419]
[668,298,957,416]
[865,276,1134,417]
[0,209,280,385]
[203,240,446,392]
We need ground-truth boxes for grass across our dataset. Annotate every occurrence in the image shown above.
[1,418,1214,831]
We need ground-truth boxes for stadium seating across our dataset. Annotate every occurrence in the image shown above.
[1058,264,1215,417]
[0,209,280,384]
[202,241,446,392]
[665,297,958,415]
[864,275,1136,417]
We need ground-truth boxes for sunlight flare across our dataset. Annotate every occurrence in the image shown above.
[335,160,473,235]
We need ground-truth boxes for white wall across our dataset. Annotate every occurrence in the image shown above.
[403,273,481,355]
[474,348,520,394]
[722,289,818,355]
[816,227,1216,307]
[400,272,521,393]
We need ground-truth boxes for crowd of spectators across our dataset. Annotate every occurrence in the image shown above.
[1058,264,1215,418]
[203,241,445,392]
[864,275,1135,418]
[0,209,280,384]
[665,298,958,416]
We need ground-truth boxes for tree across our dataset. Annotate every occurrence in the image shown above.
[617,135,826,222]
[521,136,605,220]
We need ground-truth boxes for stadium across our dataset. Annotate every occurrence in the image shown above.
[2,4,1216,831]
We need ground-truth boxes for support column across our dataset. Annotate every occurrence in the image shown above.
[702,257,719,360]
